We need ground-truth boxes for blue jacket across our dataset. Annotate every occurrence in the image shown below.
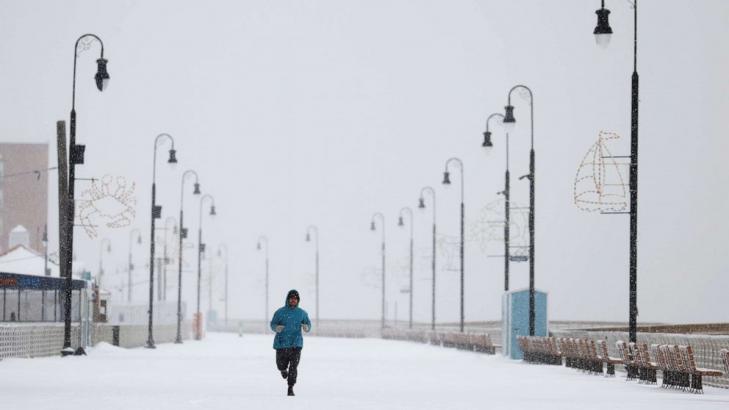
[270,291,312,350]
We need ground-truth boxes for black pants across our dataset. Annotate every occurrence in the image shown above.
[276,348,302,386]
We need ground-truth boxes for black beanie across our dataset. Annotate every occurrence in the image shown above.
[287,289,300,302]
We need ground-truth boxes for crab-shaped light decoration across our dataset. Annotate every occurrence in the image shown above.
[77,175,137,238]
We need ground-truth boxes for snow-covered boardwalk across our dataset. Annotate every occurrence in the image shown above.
[1,332,728,410]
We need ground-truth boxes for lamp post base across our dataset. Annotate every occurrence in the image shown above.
[145,341,156,349]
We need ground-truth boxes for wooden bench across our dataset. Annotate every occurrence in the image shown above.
[469,334,496,354]
[634,342,658,384]
[596,339,622,376]
[519,336,561,365]
[683,345,722,393]
[616,341,639,380]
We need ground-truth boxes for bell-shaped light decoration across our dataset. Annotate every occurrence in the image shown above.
[397,216,404,227]
[106,243,112,253]
[370,221,376,231]
[594,6,613,49]
[168,149,178,168]
[137,234,142,245]
[95,58,110,91]
[442,171,452,187]
[209,205,217,216]
[256,242,262,251]
[193,182,201,195]
[418,197,426,210]
[482,131,494,150]
[503,105,516,132]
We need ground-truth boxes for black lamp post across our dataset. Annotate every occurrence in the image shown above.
[146,133,178,349]
[418,187,437,331]
[163,217,177,302]
[305,226,320,329]
[217,245,228,327]
[370,212,386,330]
[98,238,111,290]
[196,194,216,340]
[592,0,639,345]
[41,225,49,321]
[397,207,414,329]
[483,112,511,291]
[43,225,50,276]
[256,236,269,325]
[127,228,142,303]
[442,157,465,332]
[175,170,201,344]
[502,84,535,336]
[63,33,110,355]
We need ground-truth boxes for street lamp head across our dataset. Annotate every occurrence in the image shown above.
[209,205,217,216]
[594,6,613,49]
[442,170,451,186]
[256,241,262,251]
[397,216,404,227]
[482,131,494,149]
[136,234,142,245]
[305,232,311,242]
[95,58,110,91]
[503,105,516,132]
[193,182,201,195]
[106,243,112,253]
[418,197,426,210]
[167,149,178,168]
[370,221,376,231]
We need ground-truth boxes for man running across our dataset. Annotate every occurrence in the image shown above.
[271,289,312,396]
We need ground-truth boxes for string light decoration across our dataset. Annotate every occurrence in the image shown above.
[77,175,137,238]
[573,131,628,212]
[436,234,461,272]
[468,198,529,254]
[360,265,381,289]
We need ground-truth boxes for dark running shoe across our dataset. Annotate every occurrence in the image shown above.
[287,386,295,396]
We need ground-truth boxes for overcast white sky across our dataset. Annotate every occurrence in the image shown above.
[1,0,727,325]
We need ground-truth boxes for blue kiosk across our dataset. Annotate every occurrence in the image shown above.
[502,288,548,360]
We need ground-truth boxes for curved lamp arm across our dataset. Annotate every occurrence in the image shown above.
[444,157,465,203]
[370,212,385,243]
[505,84,535,149]
[398,207,414,238]
[153,133,176,182]
[72,34,106,109]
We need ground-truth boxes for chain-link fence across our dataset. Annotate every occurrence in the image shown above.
[0,323,81,359]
